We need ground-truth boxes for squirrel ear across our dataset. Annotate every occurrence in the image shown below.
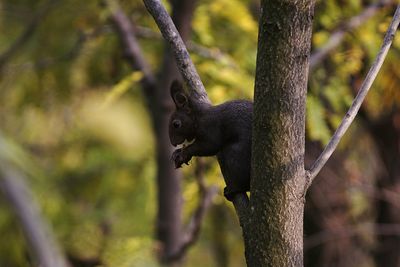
[170,80,190,110]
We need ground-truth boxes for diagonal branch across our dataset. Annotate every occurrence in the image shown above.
[134,25,239,68]
[0,166,69,267]
[0,0,59,70]
[310,0,395,70]
[106,0,157,89]
[106,0,160,122]
[142,0,210,104]
[1,26,111,74]
[306,5,400,187]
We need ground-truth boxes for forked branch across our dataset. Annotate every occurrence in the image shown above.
[306,5,400,187]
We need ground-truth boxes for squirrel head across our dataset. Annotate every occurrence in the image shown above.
[169,80,197,147]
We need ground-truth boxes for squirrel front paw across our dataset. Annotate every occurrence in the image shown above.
[171,149,192,168]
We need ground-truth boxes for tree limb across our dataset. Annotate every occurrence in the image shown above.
[1,26,111,75]
[0,166,69,267]
[306,5,400,187]
[106,0,160,123]
[107,0,157,89]
[134,25,239,68]
[310,0,395,70]
[0,0,59,70]
[142,0,210,104]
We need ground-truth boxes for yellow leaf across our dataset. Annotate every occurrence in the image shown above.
[102,71,143,108]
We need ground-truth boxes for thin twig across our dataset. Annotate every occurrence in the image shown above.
[0,166,69,267]
[134,25,239,68]
[106,0,159,120]
[142,0,210,104]
[168,158,217,261]
[310,0,395,70]
[0,0,60,69]
[1,26,111,75]
[306,5,400,187]
[107,0,157,87]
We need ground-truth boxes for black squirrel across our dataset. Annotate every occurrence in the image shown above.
[168,80,252,201]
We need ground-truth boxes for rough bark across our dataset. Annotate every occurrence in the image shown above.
[249,1,315,266]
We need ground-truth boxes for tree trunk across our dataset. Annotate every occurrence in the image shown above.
[248,1,315,266]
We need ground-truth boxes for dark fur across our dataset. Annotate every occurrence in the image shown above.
[169,81,252,201]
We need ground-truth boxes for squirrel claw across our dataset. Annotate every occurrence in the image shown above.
[171,148,191,168]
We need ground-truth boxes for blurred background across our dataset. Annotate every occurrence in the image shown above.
[0,0,399,266]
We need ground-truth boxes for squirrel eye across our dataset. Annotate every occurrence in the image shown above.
[172,119,182,129]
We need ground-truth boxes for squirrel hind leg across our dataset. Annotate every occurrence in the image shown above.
[217,146,251,202]
[223,187,248,201]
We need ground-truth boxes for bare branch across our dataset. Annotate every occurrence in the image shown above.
[142,0,210,104]
[306,5,400,187]
[0,0,59,69]
[107,0,157,88]
[134,25,239,68]
[168,159,217,262]
[1,26,111,75]
[310,0,395,70]
[0,167,69,267]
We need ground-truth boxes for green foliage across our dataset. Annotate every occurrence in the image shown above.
[192,0,257,102]
[309,0,400,144]
[306,95,331,144]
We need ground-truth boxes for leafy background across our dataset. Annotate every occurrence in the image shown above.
[0,0,399,266]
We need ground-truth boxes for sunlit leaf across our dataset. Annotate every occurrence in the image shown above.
[102,71,143,108]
